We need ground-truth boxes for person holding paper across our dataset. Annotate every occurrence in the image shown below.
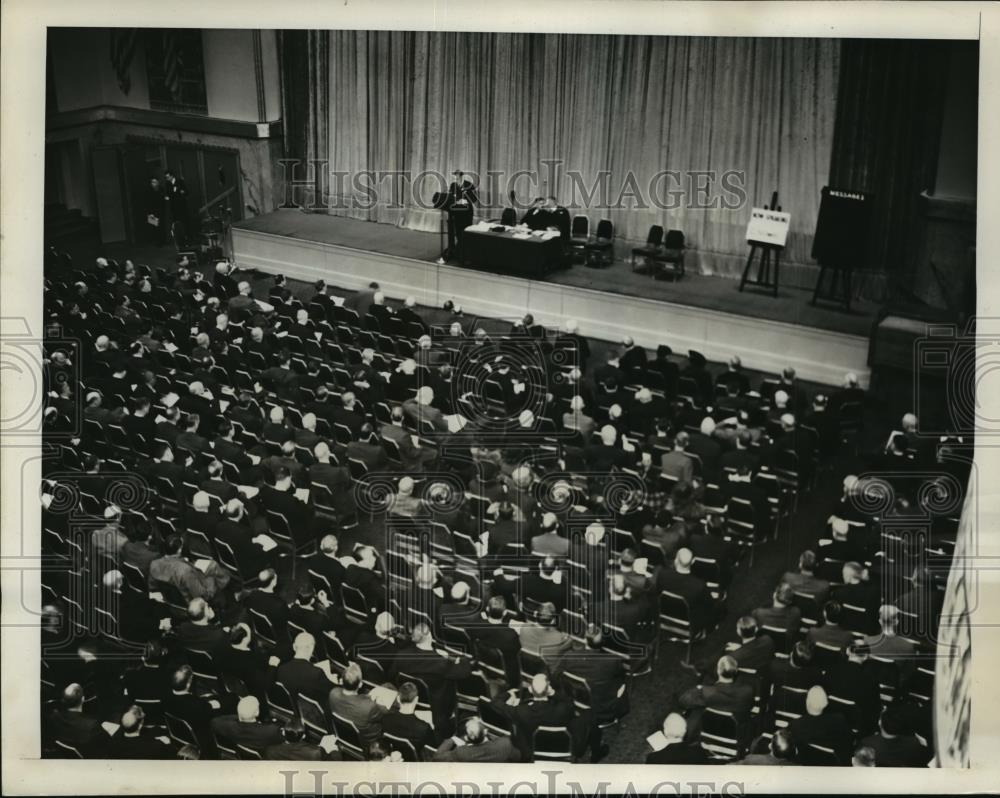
[242,569,291,654]
[164,665,222,758]
[42,683,109,757]
[263,719,340,761]
[380,681,437,753]
[389,623,472,738]
[172,597,230,656]
[432,716,518,763]
[149,536,231,606]
[109,705,173,759]
[211,696,283,755]
[328,663,386,746]
[553,625,629,726]
[276,632,335,704]
[644,712,708,764]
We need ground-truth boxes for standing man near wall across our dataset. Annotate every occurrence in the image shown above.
[164,169,191,248]
[145,176,168,246]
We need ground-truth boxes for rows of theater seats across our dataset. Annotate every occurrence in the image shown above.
[37,251,965,764]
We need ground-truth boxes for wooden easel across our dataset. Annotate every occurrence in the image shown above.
[810,261,853,310]
[739,192,784,298]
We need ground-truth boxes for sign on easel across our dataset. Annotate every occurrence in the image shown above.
[746,207,791,248]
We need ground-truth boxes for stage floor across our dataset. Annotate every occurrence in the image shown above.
[235,210,880,338]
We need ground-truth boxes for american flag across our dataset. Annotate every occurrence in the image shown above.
[162,29,184,102]
[109,28,137,95]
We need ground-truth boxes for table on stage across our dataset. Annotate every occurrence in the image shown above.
[459,223,564,278]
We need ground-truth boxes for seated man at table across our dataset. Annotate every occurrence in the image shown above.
[543,196,571,238]
[520,197,547,230]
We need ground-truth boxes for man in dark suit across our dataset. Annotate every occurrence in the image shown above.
[468,595,521,687]
[781,550,831,603]
[432,716,519,762]
[719,429,760,475]
[381,681,436,754]
[163,169,191,246]
[308,444,356,524]
[646,712,708,764]
[520,196,547,230]
[495,672,606,762]
[343,546,386,613]
[443,171,477,259]
[257,469,316,548]
[660,431,696,485]
[555,625,629,725]
[859,708,930,767]
[656,548,724,635]
[619,336,648,376]
[109,705,173,759]
[211,695,283,753]
[145,176,167,245]
[275,632,333,704]
[306,534,347,601]
[212,420,255,479]
[751,582,802,642]
[807,600,858,653]
[696,616,775,682]
[124,396,157,455]
[328,662,386,746]
[44,683,109,756]
[678,655,755,738]
[213,498,272,576]
[390,623,472,737]
[199,459,238,504]
[381,406,437,472]
[242,568,290,651]
[287,584,340,642]
[345,281,380,319]
[263,719,339,761]
[164,665,219,758]
[829,562,880,634]
[716,356,751,396]
[823,642,884,736]
[521,555,568,612]
[788,686,853,764]
[346,424,390,471]
[172,597,229,656]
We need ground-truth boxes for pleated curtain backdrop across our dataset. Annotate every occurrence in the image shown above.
[326,32,840,282]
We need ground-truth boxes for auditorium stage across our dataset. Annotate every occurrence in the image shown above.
[232,210,877,386]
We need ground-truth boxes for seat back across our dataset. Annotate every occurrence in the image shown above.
[532,725,573,762]
[658,590,692,640]
[266,680,298,724]
[645,224,664,246]
[664,229,685,249]
[699,707,741,759]
[772,684,808,727]
[595,218,614,240]
[383,732,421,761]
[164,712,199,748]
[477,694,513,736]
[571,215,589,238]
[297,694,332,741]
[330,711,365,759]
[500,207,518,226]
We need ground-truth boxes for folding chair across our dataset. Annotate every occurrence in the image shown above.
[532,725,574,762]
[658,590,695,664]
[699,708,742,760]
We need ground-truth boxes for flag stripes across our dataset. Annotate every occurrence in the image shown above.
[109,28,137,95]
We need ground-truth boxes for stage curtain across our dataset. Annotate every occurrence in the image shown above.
[828,39,949,301]
[278,30,329,207]
[326,32,840,283]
